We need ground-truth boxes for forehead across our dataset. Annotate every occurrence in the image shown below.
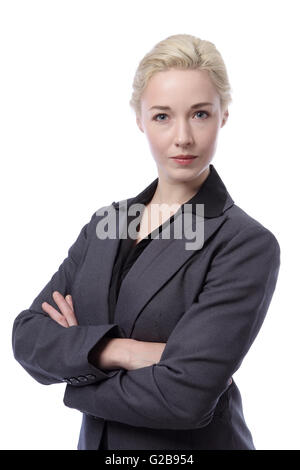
[142,69,219,107]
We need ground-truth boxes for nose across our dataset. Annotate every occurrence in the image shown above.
[174,119,194,147]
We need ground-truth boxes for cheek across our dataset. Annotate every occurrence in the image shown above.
[198,123,219,146]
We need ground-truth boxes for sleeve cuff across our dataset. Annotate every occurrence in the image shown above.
[62,324,126,386]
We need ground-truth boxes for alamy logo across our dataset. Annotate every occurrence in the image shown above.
[95,202,205,251]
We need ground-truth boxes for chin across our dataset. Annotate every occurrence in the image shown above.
[164,169,201,183]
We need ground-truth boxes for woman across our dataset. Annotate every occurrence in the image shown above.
[12,34,280,450]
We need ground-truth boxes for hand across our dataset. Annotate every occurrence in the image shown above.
[89,338,166,371]
[89,337,133,370]
[41,291,78,327]
[126,340,166,371]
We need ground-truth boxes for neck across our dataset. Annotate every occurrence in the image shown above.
[150,166,210,207]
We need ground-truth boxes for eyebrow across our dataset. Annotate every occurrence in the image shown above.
[148,102,214,111]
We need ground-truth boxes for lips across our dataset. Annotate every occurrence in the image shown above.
[170,155,197,165]
[171,155,197,161]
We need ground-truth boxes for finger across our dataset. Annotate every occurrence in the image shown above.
[52,291,78,326]
[42,301,69,328]
[52,291,76,326]
[65,294,78,326]
[65,294,74,312]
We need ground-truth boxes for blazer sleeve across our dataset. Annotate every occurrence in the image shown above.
[63,224,281,430]
[12,210,126,387]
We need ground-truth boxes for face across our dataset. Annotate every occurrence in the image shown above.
[136,68,228,185]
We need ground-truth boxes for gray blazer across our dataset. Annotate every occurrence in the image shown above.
[12,165,281,450]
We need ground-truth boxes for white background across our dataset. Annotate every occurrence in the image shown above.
[1,0,299,450]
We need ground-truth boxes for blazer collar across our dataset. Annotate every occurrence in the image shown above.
[112,163,234,219]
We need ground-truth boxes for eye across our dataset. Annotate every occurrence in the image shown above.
[194,110,209,119]
[153,113,167,121]
[153,111,209,122]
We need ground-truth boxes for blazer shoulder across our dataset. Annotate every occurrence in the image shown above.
[223,203,280,252]
[78,204,112,241]
[83,201,120,241]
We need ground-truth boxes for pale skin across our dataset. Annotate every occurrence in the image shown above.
[133,68,229,243]
[42,68,230,374]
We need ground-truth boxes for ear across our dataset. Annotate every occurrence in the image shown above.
[221,109,229,128]
[136,115,144,133]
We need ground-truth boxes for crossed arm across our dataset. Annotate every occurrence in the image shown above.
[12,211,280,430]
[12,211,166,388]
[62,225,280,430]
[41,291,166,372]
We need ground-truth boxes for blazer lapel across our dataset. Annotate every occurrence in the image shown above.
[113,212,229,337]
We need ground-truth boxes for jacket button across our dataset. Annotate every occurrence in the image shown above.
[86,374,96,380]
[78,376,88,382]
[69,377,79,384]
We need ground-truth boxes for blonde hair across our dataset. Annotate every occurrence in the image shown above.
[129,33,232,117]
